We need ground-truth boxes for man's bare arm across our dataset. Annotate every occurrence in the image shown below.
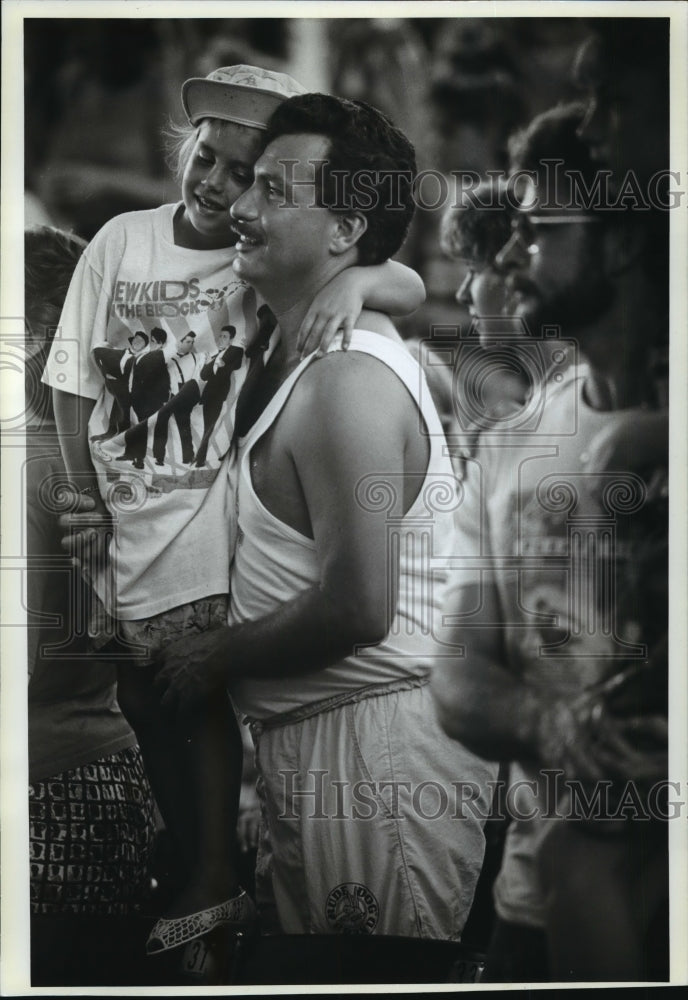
[432,581,545,762]
[156,351,414,707]
[432,581,667,783]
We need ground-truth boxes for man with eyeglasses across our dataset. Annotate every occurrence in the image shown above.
[431,102,669,981]
[498,104,614,344]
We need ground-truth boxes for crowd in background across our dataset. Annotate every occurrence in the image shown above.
[23,13,673,988]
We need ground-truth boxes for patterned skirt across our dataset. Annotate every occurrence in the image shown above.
[29,745,157,915]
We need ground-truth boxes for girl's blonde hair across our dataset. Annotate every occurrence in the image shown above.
[164,118,200,184]
[164,116,265,183]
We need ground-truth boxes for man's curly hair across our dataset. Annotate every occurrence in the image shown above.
[440,177,512,268]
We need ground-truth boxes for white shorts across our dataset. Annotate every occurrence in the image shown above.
[248,677,497,938]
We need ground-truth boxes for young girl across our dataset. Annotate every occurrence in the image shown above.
[42,65,426,955]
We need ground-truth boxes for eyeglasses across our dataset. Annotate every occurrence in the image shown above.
[510,213,602,255]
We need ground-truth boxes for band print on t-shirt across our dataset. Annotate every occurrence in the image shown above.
[89,277,259,494]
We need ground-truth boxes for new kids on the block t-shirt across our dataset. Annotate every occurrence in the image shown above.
[42,203,274,620]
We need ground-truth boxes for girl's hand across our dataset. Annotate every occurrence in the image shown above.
[297,270,362,358]
[297,261,425,357]
[58,487,112,584]
[155,627,228,712]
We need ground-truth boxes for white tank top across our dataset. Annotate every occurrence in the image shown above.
[229,329,459,719]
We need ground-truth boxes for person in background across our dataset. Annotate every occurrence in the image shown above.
[573,17,670,476]
[438,176,527,470]
[432,101,669,980]
[525,21,671,980]
[436,110,586,476]
[409,18,527,340]
[25,226,157,924]
[574,18,669,195]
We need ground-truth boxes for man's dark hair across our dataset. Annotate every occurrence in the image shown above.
[508,102,598,206]
[151,327,167,345]
[264,93,417,266]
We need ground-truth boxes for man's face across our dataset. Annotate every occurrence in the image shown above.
[130,334,147,354]
[216,330,231,350]
[231,133,338,294]
[178,334,195,356]
[180,119,263,250]
[496,206,613,335]
[575,37,667,185]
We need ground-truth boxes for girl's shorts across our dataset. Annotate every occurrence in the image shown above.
[90,593,229,666]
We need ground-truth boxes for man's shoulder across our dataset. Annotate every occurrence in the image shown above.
[291,339,415,441]
[299,347,383,395]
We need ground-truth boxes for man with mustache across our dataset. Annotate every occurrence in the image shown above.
[156,92,497,940]
[432,101,669,981]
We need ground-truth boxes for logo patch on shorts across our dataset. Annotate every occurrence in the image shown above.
[325,882,379,934]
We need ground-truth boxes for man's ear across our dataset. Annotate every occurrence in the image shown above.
[330,213,368,256]
[603,219,645,277]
